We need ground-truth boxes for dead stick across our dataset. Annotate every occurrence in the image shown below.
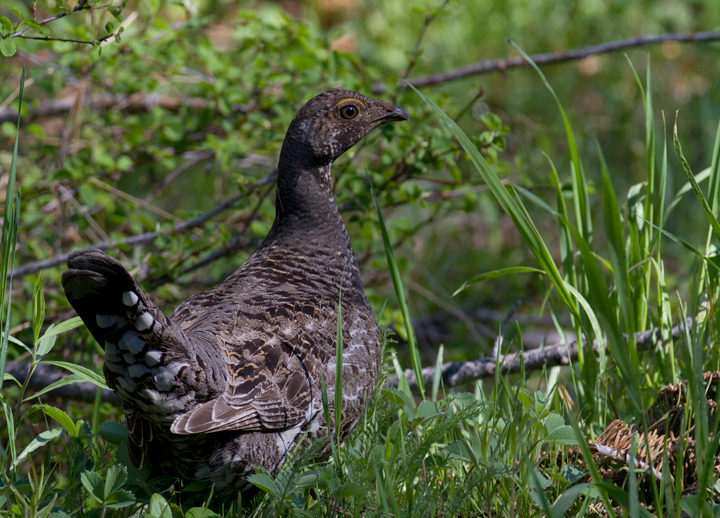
[387,318,692,389]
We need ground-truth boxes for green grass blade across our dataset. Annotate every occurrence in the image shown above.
[656,110,669,247]
[597,141,635,335]
[510,41,592,246]
[369,178,425,398]
[408,84,579,322]
[664,167,711,223]
[563,218,641,410]
[40,361,110,390]
[320,373,338,461]
[674,115,720,242]
[0,66,25,390]
[704,117,720,252]
[453,266,544,296]
[545,155,578,286]
[568,412,617,518]
[431,344,443,402]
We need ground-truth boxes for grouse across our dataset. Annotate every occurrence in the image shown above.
[62,89,409,490]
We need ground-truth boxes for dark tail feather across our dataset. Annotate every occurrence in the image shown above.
[62,248,193,464]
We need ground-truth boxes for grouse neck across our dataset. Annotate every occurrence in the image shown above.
[273,158,343,231]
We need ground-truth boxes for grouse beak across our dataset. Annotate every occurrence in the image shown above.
[372,104,410,125]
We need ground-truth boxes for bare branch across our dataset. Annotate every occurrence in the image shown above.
[8,169,276,279]
[0,93,218,124]
[387,318,692,389]
[372,31,720,93]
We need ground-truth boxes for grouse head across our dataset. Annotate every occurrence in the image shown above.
[280,89,409,167]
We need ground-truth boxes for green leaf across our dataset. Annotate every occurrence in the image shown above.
[336,482,365,498]
[81,470,105,503]
[674,116,720,243]
[186,508,220,518]
[98,421,128,444]
[595,482,655,517]
[0,37,16,57]
[369,178,425,397]
[105,490,135,508]
[560,464,587,484]
[415,400,440,421]
[0,67,23,388]
[8,334,30,354]
[551,483,592,517]
[15,428,64,467]
[34,404,78,436]
[530,470,555,517]
[544,425,578,445]
[381,387,415,415]
[32,274,45,345]
[453,266,545,296]
[543,413,565,434]
[0,16,12,34]
[22,373,85,401]
[431,343,443,401]
[445,440,478,465]
[21,19,41,32]
[104,465,128,498]
[3,372,20,386]
[247,473,278,496]
[2,398,16,465]
[36,316,84,342]
[148,493,172,518]
[40,360,109,390]
[35,332,57,361]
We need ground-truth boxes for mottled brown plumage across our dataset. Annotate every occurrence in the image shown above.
[62,90,409,490]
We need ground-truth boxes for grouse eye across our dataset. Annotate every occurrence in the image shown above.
[339,104,359,120]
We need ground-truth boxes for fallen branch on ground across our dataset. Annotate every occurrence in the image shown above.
[3,319,693,404]
[386,318,693,389]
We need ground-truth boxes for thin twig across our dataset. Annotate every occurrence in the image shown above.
[399,0,451,84]
[8,170,276,279]
[143,151,213,204]
[14,32,117,45]
[149,182,275,288]
[9,0,113,38]
[88,176,180,222]
[372,31,720,93]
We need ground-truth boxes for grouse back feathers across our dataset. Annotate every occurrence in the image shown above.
[62,89,409,489]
